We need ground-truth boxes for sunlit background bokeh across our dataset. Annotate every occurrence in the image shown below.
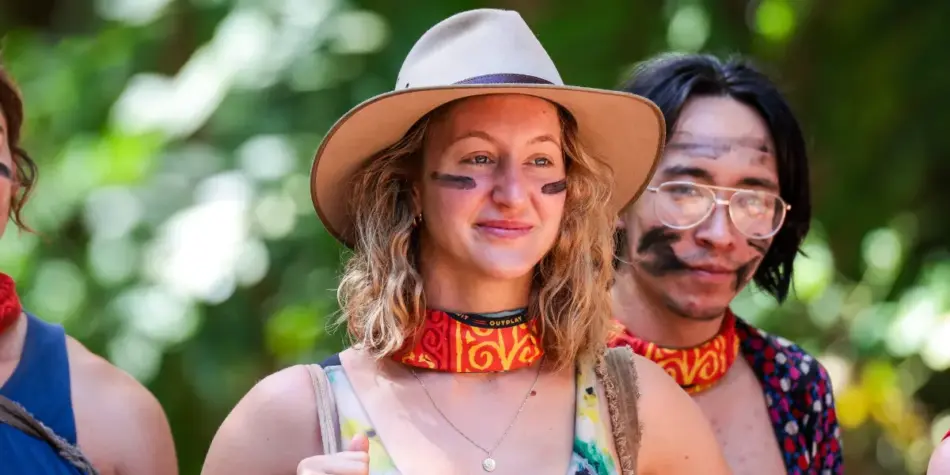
[1,0,948,474]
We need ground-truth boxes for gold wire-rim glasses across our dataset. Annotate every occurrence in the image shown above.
[645,181,791,239]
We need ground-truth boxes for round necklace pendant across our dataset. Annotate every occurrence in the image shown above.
[482,457,496,472]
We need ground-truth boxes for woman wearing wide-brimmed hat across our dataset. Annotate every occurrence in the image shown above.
[202,9,729,475]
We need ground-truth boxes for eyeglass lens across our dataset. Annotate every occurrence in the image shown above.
[653,182,786,238]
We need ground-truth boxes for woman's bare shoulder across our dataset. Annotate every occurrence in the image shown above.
[201,364,323,475]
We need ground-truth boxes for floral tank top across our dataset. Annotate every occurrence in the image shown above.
[321,357,619,475]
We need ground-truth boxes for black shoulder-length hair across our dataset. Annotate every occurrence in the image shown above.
[619,53,811,303]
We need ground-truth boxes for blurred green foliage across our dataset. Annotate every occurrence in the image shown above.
[1,0,948,474]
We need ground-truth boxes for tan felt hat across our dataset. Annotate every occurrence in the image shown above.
[310,8,665,246]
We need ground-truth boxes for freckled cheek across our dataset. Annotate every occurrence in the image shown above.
[422,188,483,227]
[534,194,566,223]
[625,197,653,221]
[0,191,12,221]
[0,181,12,202]
[629,210,664,240]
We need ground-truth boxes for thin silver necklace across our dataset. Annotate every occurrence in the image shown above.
[410,357,544,473]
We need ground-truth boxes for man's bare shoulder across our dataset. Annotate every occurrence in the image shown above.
[66,337,178,475]
[627,352,731,474]
[201,364,323,475]
[219,362,323,436]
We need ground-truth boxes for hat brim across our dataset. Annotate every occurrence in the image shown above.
[310,84,665,247]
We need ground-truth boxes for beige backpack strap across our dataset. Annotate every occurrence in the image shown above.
[0,394,100,475]
[306,364,341,455]
[596,346,642,475]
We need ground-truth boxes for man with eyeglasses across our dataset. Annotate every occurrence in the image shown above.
[609,53,843,475]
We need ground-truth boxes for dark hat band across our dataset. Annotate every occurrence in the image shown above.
[454,73,554,85]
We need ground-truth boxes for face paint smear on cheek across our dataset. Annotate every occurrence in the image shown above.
[541,179,566,194]
[734,239,769,291]
[635,227,690,276]
[0,163,10,179]
[429,172,476,190]
[733,258,762,291]
[747,238,770,255]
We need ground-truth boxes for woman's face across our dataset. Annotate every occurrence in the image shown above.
[414,94,568,281]
[0,110,14,239]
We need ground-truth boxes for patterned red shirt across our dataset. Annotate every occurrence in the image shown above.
[735,317,844,474]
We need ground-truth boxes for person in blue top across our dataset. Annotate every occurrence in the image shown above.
[0,62,178,474]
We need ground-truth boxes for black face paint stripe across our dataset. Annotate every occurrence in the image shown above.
[635,227,690,276]
[747,238,769,255]
[0,163,11,179]
[635,228,768,287]
[734,257,762,291]
[667,136,773,154]
[430,172,476,190]
[733,239,769,291]
[666,142,732,158]
[636,227,679,254]
[660,165,715,181]
[541,179,566,194]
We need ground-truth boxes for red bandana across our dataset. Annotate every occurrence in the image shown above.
[0,273,23,335]
[608,310,740,394]
[392,309,543,373]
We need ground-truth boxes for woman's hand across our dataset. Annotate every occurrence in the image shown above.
[297,434,371,475]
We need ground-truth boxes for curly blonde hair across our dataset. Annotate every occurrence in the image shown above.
[337,97,616,371]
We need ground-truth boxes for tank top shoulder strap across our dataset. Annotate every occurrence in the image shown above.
[314,354,401,474]
[320,361,377,445]
[571,361,623,474]
[0,313,77,444]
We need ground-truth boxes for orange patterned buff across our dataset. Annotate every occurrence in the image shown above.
[608,310,740,394]
[392,308,543,373]
[0,273,23,335]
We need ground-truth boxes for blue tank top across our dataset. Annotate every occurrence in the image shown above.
[0,313,82,474]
